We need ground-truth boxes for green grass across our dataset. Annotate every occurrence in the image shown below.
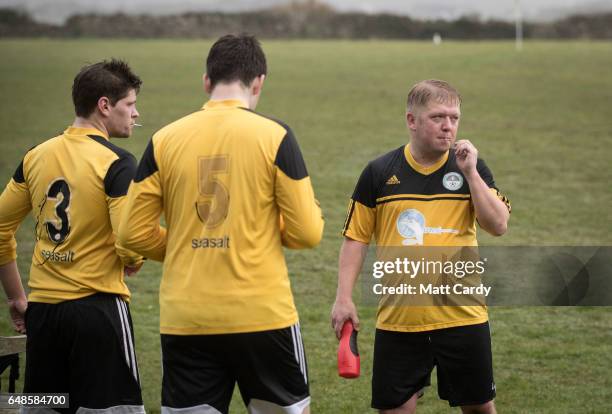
[1,39,611,413]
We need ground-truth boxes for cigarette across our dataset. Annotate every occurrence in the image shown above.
[133,123,142,127]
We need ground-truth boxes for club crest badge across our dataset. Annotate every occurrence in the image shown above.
[442,172,463,191]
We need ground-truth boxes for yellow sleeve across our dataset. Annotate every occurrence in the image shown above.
[103,151,145,266]
[342,199,375,244]
[341,163,376,244]
[276,171,324,249]
[108,195,144,267]
[273,129,324,249]
[118,139,167,261]
[0,178,32,265]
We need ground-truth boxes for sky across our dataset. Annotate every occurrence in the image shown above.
[2,0,611,24]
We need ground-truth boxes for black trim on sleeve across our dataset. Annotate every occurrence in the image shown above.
[12,160,25,183]
[87,135,138,197]
[88,135,129,156]
[134,139,159,183]
[342,200,357,235]
[351,163,377,208]
[238,108,309,180]
[476,158,497,189]
[274,131,308,180]
[105,154,137,197]
[12,145,38,184]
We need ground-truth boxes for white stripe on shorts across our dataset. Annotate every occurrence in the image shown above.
[290,325,303,379]
[120,300,139,382]
[290,324,307,384]
[115,297,139,382]
[115,298,131,370]
[290,325,300,368]
[294,324,307,384]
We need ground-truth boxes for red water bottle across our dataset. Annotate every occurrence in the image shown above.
[338,321,360,378]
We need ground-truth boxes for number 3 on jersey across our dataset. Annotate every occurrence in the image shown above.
[44,178,71,244]
[196,156,230,228]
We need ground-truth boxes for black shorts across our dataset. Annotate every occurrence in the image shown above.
[24,293,143,414]
[161,323,310,414]
[372,321,495,409]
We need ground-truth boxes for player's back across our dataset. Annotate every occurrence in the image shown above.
[130,99,323,334]
[15,126,135,303]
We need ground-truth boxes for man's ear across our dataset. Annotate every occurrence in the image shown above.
[203,73,213,94]
[97,97,112,117]
[406,112,417,131]
[251,74,265,96]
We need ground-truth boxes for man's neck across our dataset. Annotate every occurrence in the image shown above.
[72,116,109,137]
[209,83,251,109]
[409,142,447,167]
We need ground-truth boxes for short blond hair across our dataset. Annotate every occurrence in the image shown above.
[406,79,461,113]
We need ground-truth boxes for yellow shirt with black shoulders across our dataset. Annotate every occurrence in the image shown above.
[343,144,511,332]
[0,126,143,304]
[119,99,324,335]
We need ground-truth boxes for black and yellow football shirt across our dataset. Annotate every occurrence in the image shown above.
[343,144,510,332]
[0,126,143,304]
[119,99,324,335]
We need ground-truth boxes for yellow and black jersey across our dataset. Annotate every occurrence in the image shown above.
[119,99,324,335]
[343,144,511,332]
[0,126,142,304]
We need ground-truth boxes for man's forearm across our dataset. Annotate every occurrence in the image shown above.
[108,196,144,266]
[118,224,167,262]
[277,175,324,249]
[0,260,26,301]
[336,238,369,300]
[332,238,369,337]
[465,172,509,236]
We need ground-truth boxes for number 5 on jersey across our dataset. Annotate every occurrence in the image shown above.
[196,156,230,228]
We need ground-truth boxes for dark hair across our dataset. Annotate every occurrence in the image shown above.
[72,59,142,118]
[206,34,267,89]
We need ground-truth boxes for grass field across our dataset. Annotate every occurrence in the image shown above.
[1,39,611,413]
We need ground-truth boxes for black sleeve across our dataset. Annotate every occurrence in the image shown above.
[105,153,137,197]
[12,160,25,183]
[476,158,497,189]
[12,145,38,184]
[351,162,376,208]
[274,128,308,180]
[134,138,159,183]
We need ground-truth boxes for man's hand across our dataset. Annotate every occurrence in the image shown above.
[332,238,368,340]
[8,297,27,334]
[331,298,360,340]
[456,139,510,236]
[0,260,28,334]
[454,139,478,177]
[124,262,143,277]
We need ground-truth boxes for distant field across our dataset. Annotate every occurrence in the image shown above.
[0,40,611,413]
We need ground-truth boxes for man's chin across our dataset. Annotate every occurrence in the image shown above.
[111,130,131,139]
[434,141,452,152]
